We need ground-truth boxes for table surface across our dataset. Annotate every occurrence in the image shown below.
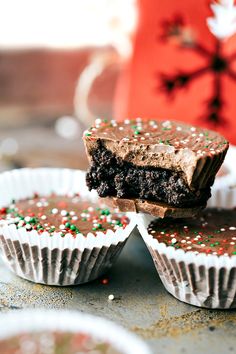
[0,124,236,354]
[0,229,236,354]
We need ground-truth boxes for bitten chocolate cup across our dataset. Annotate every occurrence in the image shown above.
[138,207,236,309]
[0,168,135,286]
[84,118,228,218]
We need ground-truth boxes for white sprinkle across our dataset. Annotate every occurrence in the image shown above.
[24,216,31,222]
[72,216,78,221]
[52,208,58,214]
[25,224,32,230]
[59,224,65,230]
[187,241,192,244]
[181,240,186,243]
[95,118,102,125]
[232,237,236,240]
[201,244,205,247]
[41,215,47,220]
[230,242,235,245]
[18,220,25,228]
[61,210,68,216]
[187,246,192,250]
[69,211,75,216]
[176,126,182,131]
[191,127,196,132]
[220,228,225,232]
[119,127,124,130]
[229,227,236,231]
[124,119,130,124]
[171,238,177,244]
[108,294,115,301]
[36,202,43,207]
[162,120,172,128]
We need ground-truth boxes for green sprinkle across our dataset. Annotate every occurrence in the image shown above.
[85,133,91,136]
[233,252,236,255]
[134,130,140,135]
[70,225,76,231]
[65,222,71,228]
[101,209,110,216]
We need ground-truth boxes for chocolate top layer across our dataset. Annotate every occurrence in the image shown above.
[83,118,228,189]
[148,208,236,256]
[0,194,129,237]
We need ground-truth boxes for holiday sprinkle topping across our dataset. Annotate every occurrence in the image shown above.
[148,208,236,256]
[83,118,228,158]
[0,194,129,237]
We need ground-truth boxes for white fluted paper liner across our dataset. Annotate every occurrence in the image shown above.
[0,310,151,354]
[208,144,236,208]
[138,221,236,309]
[0,168,136,286]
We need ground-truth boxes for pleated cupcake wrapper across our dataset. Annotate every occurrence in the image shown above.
[0,168,135,285]
[0,310,151,354]
[207,145,236,209]
[138,223,236,309]
[137,156,236,309]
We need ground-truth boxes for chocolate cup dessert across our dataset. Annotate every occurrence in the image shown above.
[0,310,150,354]
[83,118,228,218]
[0,168,135,286]
[138,208,236,309]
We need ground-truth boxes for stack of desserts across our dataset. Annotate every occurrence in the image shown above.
[83,118,236,309]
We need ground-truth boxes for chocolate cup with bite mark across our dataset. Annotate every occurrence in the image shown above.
[83,119,228,218]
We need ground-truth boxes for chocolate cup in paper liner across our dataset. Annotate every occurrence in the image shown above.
[138,221,236,309]
[0,309,151,354]
[0,168,135,286]
[208,145,236,209]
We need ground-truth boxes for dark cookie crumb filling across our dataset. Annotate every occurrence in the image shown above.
[86,141,211,207]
